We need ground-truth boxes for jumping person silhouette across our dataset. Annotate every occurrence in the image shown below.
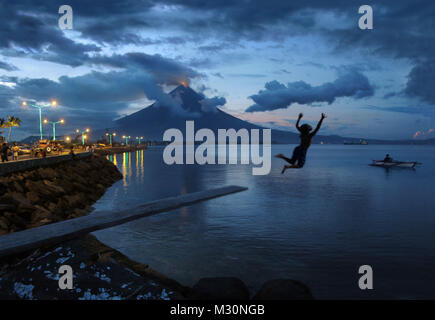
[276,113,326,173]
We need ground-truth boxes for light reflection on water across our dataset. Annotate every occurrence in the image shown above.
[94,145,435,299]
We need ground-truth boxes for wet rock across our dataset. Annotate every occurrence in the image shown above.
[191,277,250,300]
[252,279,314,300]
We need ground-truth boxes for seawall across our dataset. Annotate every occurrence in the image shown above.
[0,152,93,177]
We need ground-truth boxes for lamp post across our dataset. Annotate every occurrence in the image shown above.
[43,118,64,141]
[136,136,144,145]
[76,128,90,145]
[122,135,131,145]
[105,132,116,146]
[22,100,57,140]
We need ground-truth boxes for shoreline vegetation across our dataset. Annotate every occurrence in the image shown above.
[0,149,313,300]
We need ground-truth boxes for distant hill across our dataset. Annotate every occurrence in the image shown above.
[89,85,435,145]
[19,136,40,144]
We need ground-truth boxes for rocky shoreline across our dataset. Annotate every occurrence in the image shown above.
[0,154,122,234]
[0,154,313,300]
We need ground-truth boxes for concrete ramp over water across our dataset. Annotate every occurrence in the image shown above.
[0,185,247,258]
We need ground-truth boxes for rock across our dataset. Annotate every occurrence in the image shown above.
[0,182,8,196]
[0,202,15,212]
[252,279,314,300]
[39,167,58,180]
[47,202,58,212]
[42,180,66,196]
[63,194,87,208]
[3,212,28,230]
[73,208,87,217]
[4,192,34,211]
[0,216,9,229]
[12,180,25,193]
[25,180,52,198]
[32,211,52,222]
[191,277,250,300]
[26,191,40,204]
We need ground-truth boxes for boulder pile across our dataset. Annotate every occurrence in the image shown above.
[0,154,122,235]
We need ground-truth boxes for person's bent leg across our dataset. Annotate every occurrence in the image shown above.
[276,154,293,164]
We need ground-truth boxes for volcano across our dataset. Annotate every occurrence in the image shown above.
[111,85,301,143]
[110,85,298,143]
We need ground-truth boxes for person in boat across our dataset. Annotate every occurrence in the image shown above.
[384,154,393,163]
[276,112,326,173]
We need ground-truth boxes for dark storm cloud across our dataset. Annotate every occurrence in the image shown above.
[89,53,202,85]
[246,70,374,112]
[4,68,190,112]
[404,61,435,105]
[157,0,352,31]
[0,5,100,67]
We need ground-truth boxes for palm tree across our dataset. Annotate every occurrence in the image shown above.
[0,118,6,143]
[6,116,22,143]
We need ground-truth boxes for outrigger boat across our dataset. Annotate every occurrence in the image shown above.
[370,160,420,168]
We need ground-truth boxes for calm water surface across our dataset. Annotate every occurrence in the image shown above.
[92,145,435,299]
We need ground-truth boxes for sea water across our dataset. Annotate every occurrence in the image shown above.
[92,144,435,299]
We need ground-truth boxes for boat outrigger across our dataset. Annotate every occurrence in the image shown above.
[370,160,420,168]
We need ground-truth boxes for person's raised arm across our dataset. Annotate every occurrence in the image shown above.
[295,113,303,132]
[311,113,326,136]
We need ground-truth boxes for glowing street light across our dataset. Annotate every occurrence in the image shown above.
[122,135,131,145]
[105,132,116,146]
[76,128,90,145]
[66,136,71,142]
[43,118,64,141]
[22,99,58,139]
[136,136,144,144]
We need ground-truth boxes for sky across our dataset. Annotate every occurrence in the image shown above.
[1,0,435,140]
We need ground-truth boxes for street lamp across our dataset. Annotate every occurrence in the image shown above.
[122,135,131,145]
[22,99,58,140]
[76,128,90,145]
[136,136,144,144]
[105,132,116,146]
[43,118,64,141]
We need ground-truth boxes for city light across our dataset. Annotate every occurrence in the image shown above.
[106,132,116,146]
[21,100,58,139]
[76,128,90,145]
[122,135,131,145]
[136,136,144,144]
[44,118,65,141]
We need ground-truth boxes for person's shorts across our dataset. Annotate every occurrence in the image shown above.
[292,146,307,167]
